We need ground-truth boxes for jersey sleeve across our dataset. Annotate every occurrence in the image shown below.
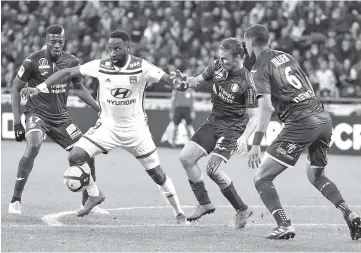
[16,59,34,83]
[201,61,215,81]
[79,60,101,78]
[143,60,165,83]
[70,56,83,84]
[243,71,258,107]
[251,65,271,98]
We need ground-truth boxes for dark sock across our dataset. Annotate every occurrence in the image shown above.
[12,156,35,202]
[337,202,352,217]
[272,209,290,227]
[255,179,288,226]
[189,180,211,205]
[11,196,21,203]
[221,182,248,211]
[312,176,346,210]
[82,158,96,205]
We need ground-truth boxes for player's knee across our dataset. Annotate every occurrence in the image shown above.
[25,142,42,158]
[179,149,196,169]
[68,147,88,166]
[253,166,274,184]
[146,166,166,186]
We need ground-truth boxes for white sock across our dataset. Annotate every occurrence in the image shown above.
[158,176,184,216]
[81,162,99,197]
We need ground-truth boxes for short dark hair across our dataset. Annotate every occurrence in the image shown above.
[46,25,65,36]
[245,24,269,46]
[219,37,246,58]
[109,30,131,44]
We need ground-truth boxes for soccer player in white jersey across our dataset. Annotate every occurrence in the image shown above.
[21,30,188,223]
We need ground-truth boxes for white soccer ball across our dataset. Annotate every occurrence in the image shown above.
[63,166,90,192]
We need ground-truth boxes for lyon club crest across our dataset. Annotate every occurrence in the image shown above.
[129,76,137,84]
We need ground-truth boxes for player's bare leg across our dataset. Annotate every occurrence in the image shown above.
[206,155,252,228]
[68,147,106,217]
[253,155,295,239]
[307,164,361,240]
[140,151,187,224]
[9,131,43,214]
[180,142,215,222]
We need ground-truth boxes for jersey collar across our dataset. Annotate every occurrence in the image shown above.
[117,54,132,71]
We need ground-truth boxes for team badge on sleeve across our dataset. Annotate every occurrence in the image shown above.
[129,76,137,84]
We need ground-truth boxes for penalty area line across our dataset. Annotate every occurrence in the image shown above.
[42,204,361,227]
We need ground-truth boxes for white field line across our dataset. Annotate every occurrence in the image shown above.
[40,205,361,227]
[4,223,350,228]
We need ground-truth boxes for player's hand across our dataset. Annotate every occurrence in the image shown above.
[236,136,248,156]
[20,87,40,99]
[170,70,189,91]
[14,123,25,142]
[248,145,261,169]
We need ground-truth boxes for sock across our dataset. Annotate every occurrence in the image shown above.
[272,209,290,227]
[337,202,352,217]
[80,162,99,197]
[312,176,346,209]
[189,180,211,205]
[255,179,288,226]
[158,176,183,216]
[12,156,35,202]
[221,182,248,211]
[82,157,96,205]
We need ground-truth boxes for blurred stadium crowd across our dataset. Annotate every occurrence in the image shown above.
[1,1,361,98]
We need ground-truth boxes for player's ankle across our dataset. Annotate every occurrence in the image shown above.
[86,184,100,197]
[11,197,21,203]
[280,219,292,227]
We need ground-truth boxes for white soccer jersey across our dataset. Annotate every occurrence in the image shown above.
[79,55,165,127]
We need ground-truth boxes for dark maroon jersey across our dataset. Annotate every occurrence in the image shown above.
[201,59,257,130]
[16,50,82,125]
[251,48,331,125]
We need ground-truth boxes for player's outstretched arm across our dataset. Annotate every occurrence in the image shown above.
[236,108,258,155]
[20,66,82,98]
[158,71,190,91]
[248,94,274,168]
[72,81,100,113]
[39,66,82,90]
[12,79,26,125]
[12,78,27,142]
[186,75,207,90]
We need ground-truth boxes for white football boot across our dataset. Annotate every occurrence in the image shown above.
[79,204,110,214]
[9,201,22,214]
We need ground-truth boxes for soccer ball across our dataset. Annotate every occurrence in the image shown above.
[63,166,90,192]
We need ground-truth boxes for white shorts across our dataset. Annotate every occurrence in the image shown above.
[75,119,159,169]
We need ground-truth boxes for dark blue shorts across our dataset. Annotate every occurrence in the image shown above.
[266,121,332,168]
[25,112,82,151]
[190,121,245,162]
